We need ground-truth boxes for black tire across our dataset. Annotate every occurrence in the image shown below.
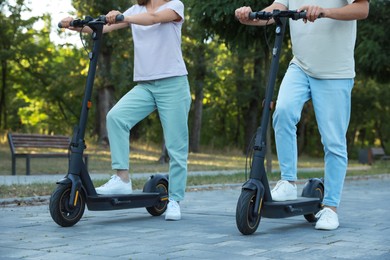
[303,181,324,223]
[49,185,85,227]
[236,189,262,235]
[145,180,168,216]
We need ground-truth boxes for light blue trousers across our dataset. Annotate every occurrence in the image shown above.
[106,76,191,201]
[272,64,354,207]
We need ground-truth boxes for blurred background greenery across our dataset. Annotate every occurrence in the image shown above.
[1,0,389,175]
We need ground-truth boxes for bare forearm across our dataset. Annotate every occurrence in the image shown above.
[123,13,160,26]
[121,9,180,26]
[322,0,369,20]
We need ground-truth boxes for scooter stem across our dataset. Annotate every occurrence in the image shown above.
[249,17,287,203]
[67,22,104,208]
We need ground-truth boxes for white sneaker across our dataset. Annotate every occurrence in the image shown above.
[315,207,339,230]
[165,199,181,221]
[271,180,298,201]
[95,175,132,195]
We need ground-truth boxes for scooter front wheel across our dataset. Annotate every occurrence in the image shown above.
[49,184,85,227]
[236,189,262,235]
[145,179,169,216]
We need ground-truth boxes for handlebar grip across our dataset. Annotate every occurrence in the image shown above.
[291,11,322,20]
[58,18,84,28]
[249,12,257,20]
[116,14,124,22]
[58,20,72,29]
[101,14,125,23]
[69,19,77,27]
[293,11,307,20]
[248,11,272,20]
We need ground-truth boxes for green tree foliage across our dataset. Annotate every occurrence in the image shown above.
[189,0,274,152]
[350,0,390,154]
[1,0,389,160]
[355,0,390,83]
[0,0,89,134]
[69,0,134,142]
[0,0,40,129]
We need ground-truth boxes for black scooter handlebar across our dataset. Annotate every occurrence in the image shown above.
[249,11,272,20]
[58,14,125,28]
[249,10,307,20]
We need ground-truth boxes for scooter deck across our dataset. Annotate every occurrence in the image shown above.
[86,192,165,211]
[262,197,321,219]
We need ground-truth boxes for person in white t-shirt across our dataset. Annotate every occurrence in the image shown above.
[60,0,191,221]
[235,0,369,230]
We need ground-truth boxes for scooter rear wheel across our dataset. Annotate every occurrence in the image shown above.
[49,184,85,227]
[145,180,168,216]
[302,178,324,222]
[236,189,262,235]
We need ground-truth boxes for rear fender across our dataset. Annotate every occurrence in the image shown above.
[143,174,169,192]
[301,178,324,199]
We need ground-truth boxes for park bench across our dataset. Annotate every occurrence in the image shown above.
[7,133,88,175]
[358,147,390,165]
[369,147,390,162]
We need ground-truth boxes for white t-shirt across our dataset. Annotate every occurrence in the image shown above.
[274,0,357,79]
[123,0,188,81]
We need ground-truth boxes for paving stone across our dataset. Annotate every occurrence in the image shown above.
[0,175,389,259]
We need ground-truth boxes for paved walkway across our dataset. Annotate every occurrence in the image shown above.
[0,175,389,259]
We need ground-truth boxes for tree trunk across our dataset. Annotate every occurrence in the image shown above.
[375,120,386,150]
[158,140,169,164]
[190,85,203,153]
[0,60,7,128]
[96,86,115,144]
[95,51,115,144]
[244,96,260,152]
[190,45,206,153]
[234,54,245,149]
[243,55,262,153]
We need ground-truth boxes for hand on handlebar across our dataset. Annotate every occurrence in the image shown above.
[59,17,75,30]
[105,10,124,25]
[298,5,325,22]
[235,6,254,22]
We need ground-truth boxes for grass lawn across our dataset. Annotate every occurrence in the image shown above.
[0,141,250,175]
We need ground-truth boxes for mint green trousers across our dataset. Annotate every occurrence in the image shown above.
[106,76,191,201]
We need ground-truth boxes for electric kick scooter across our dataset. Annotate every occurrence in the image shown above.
[49,15,169,227]
[235,10,324,235]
